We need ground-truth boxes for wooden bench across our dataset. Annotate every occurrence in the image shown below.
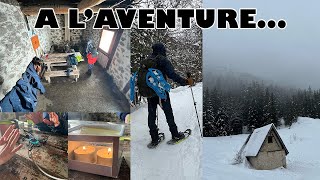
[44,68,80,83]
[43,52,83,71]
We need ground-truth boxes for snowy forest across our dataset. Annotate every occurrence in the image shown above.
[131,0,202,85]
[203,72,320,137]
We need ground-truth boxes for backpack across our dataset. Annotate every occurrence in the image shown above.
[130,56,171,103]
[67,54,78,66]
[137,56,159,98]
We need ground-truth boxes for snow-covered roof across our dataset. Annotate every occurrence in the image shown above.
[243,123,289,157]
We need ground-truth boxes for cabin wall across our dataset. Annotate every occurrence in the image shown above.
[27,15,83,53]
[260,131,283,152]
[0,0,35,99]
[82,19,101,50]
[106,30,130,99]
[248,150,286,170]
[26,15,61,53]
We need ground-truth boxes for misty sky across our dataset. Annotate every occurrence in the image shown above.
[203,0,320,89]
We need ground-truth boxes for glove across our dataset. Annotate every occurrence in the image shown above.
[185,78,194,86]
[185,72,194,85]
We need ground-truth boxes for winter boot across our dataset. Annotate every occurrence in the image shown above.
[172,132,185,141]
[150,129,159,142]
[147,139,161,149]
[86,69,92,76]
[147,132,165,149]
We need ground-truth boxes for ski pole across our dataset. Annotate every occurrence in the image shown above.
[187,73,203,137]
[156,107,159,128]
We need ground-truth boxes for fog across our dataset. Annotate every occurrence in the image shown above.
[203,0,320,89]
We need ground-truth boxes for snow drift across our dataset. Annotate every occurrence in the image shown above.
[131,83,203,180]
[203,117,320,180]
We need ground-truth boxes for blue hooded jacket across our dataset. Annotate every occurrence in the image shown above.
[0,62,45,112]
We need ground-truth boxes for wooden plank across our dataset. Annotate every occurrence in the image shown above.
[64,14,70,41]
[44,70,80,78]
[21,5,72,16]
[78,0,106,11]
[50,62,68,67]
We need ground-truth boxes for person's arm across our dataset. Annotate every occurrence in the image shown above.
[161,59,187,86]
[158,57,187,86]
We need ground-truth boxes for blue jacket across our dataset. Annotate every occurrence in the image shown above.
[0,62,45,112]
[151,43,186,86]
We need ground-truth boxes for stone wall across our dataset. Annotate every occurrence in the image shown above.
[27,16,52,53]
[0,0,36,99]
[82,18,101,47]
[260,130,283,152]
[107,30,131,99]
[70,29,82,45]
[27,14,83,53]
[248,150,286,170]
[49,15,65,47]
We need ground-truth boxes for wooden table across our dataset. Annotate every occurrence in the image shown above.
[43,52,82,83]
[43,52,83,71]
[0,130,68,180]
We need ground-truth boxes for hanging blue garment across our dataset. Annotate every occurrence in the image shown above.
[25,63,45,94]
[0,61,45,112]
[13,79,38,112]
[130,72,137,103]
[0,93,14,112]
[1,86,26,112]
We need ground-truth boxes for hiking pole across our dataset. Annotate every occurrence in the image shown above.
[187,72,203,137]
[156,107,159,129]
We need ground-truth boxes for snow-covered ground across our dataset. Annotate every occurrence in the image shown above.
[203,117,320,180]
[131,83,202,180]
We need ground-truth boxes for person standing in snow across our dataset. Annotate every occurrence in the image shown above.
[147,42,192,147]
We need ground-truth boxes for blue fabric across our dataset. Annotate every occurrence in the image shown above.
[0,62,45,112]
[25,63,45,94]
[67,54,78,65]
[0,94,14,112]
[13,79,38,112]
[130,72,137,102]
[88,63,94,70]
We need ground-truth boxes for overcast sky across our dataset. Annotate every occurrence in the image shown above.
[203,0,320,89]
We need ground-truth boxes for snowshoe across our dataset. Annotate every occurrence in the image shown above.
[167,129,192,145]
[147,132,165,149]
[146,68,171,100]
